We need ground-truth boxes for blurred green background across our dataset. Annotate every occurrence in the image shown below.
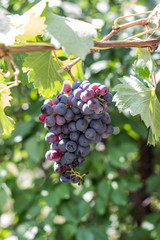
[1,0,160,239]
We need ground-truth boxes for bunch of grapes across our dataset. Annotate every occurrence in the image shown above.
[39,80,113,185]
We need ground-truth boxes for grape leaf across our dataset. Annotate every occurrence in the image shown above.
[0,83,15,136]
[11,0,46,41]
[41,6,97,60]
[133,49,155,84]
[113,76,160,145]
[23,51,63,98]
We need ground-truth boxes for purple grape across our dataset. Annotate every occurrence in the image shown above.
[98,85,108,96]
[58,139,68,152]
[64,152,76,163]
[73,88,83,100]
[68,121,77,132]
[90,112,104,119]
[76,119,88,132]
[73,114,83,121]
[71,106,81,114]
[87,98,100,110]
[71,175,81,184]
[54,162,67,174]
[55,103,67,115]
[64,109,74,122]
[106,125,114,135]
[90,119,104,134]
[45,133,57,143]
[52,125,62,135]
[61,124,70,134]
[79,134,89,147]
[41,104,53,116]
[85,128,96,140]
[66,141,77,152]
[45,116,56,127]
[71,97,78,107]
[77,100,85,109]
[50,141,59,150]
[72,81,81,90]
[56,115,66,126]
[58,94,68,104]
[82,104,94,115]
[71,156,84,168]
[70,131,80,142]
[76,145,90,157]
[102,92,113,103]
[101,112,111,124]
[60,172,71,184]
[94,105,105,114]
[83,89,95,100]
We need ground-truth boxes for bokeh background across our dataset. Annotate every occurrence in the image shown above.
[0,0,160,239]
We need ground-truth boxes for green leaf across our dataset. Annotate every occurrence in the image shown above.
[89,226,108,240]
[97,180,111,200]
[133,49,155,84]
[0,188,7,211]
[62,223,78,239]
[76,200,90,221]
[0,81,15,137]
[76,229,95,240]
[111,190,128,206]
[23,51,63,98]
[113,76,160,145]
[42,6,97,60]
[95,197,106,215]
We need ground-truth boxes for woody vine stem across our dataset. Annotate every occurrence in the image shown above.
[0,9,160,92]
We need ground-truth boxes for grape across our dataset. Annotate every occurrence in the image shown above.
[70,131,80,142]
[56,115,66,126]
[40,79,113,185]
[50,141,59,150]
[87,98,100,110]
[52,97,59,105]
[106,125,114,135]
[64,152,76,163]
[71,175,81,184]
[71,106,81,114]
[61,124,70,134]
[79,134,89,147]
[82,104,94,115]
[45,116,56,127]
[72,81,81,90]
[101,112,111,124]
[71,156,84,168]
[98,85,108,96]
[45,133,57,143]
[58,139,68,152]
[71,97,78,107]
[82,83,90,90]
[80,92,88,102]
[102,92,113,103]
[54,162,68,174]
[64,109,74,122]
[53,125,62,135]
[76,145,90,157]
[60,172,71,184]
[66,141,77,152]
[90,112,104,119]
[88,83,101,91]
[83,89,95,100]
[58,94,68,104]
[94,105,105,114]
[55,103,67,115]
[39,114,46,123]
[85,128,96,140]
[44,99,53,106]
[68,121,77,132]
[76,119,88,132]
[41,104,53,116]
[59,133,69,140]
[73,114,83,121]
[77,100,84,109]
[45,150,62,161]
[73,88,83,99]
[63,83,72,94]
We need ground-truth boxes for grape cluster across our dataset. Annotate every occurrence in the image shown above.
[39,80,113,185]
